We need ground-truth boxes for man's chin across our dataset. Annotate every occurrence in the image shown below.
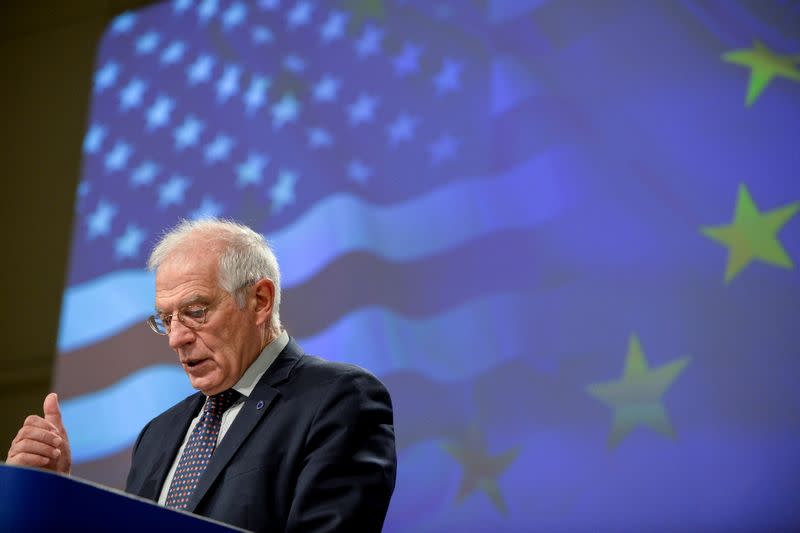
[186,373,224,396]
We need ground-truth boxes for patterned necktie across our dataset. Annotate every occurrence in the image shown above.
[165,389,240,510]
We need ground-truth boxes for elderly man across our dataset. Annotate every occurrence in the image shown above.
[7,219,397,532]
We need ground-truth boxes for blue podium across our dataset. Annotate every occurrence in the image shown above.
[0,464,245,532]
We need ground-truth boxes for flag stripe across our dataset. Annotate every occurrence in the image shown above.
[58,150,575,352]
[55,224,577,397]
[64,291,553,462]
[68,355,602,469]
[64,364,195,462]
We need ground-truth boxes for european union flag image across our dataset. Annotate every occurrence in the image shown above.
[54,0,800,531]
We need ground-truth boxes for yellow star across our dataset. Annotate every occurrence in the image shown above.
[587,334,690,448]
[723,40,800,106]
[701,183,799,283]
[442,426,520,515]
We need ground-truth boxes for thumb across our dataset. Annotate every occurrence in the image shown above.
[43,392,65,432]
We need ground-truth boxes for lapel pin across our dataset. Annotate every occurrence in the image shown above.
[256,400,265,410]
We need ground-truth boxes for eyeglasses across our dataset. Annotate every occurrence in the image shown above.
[147,281,256,335]
[147,301,220,335]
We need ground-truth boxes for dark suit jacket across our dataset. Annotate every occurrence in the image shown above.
[125,339,396,532]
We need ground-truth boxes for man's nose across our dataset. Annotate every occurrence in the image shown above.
[167,319,195,350]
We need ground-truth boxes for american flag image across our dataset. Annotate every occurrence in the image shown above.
[56,0,800,531]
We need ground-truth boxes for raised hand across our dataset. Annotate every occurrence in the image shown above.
[7,393,72,474]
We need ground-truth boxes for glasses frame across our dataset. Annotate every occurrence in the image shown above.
[146,281,255,335]
[147,301,218,335]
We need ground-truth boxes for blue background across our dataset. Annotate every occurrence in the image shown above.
[55,0,800,530]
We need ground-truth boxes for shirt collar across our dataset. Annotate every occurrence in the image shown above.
[229,330,289,399]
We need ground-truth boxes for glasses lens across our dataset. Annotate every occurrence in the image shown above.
[180,306,207,329]
[148,315,169,335]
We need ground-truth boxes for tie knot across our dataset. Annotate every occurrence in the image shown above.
[205,389,239,416]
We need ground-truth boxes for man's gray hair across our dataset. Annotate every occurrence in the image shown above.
[148,218,282,336]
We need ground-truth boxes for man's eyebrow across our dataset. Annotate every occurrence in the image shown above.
[155,294,211,313]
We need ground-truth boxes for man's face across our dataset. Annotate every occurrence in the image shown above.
[154,248,262,395]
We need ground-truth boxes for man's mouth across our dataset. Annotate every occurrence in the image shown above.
[183,358,206,368]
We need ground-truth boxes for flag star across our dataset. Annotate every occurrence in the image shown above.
[135,31,160,54]
[244,76,271,114]
[313,75,340,102]
[104,141,133,172]
[442,427,520,515]
[308,127,333,148]
[111,12,137,34]
[94,61,120,93]
[204,134,235,164]
[114,224,146,260]
[347,159,371,184]
[287,1,313,29]
[393,42,423,77]
[187,54,215,85]
[701,184,800,282]
[197,0,219,23]
[173,115,205,150]
[222,1,247,29]
[387,113,418,146]
[119,78,147,111]
[723,40,800,106]
[355,25,384,58]
[87,200,118,239]
[320,10,348,42]
[216,65,241,103]
[236,153,269,187]
[587,334,691,448]
[348,93,378,125]
[271,93,300,128]
[434,59,463,94]
[130,161,159,187]
[258,0,279,9]
[190,195,225,219]
[252,26,274,44]
[173,0,193,14]
[270,170,298,213]
[158,175,191,207]
[146,95,176,130]
[283,54,306,73]
[83,124,106,154]
[160,40,187,66]
[77,181,90,198]
[429,134,459,164]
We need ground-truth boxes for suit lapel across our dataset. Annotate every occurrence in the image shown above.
[140,393,204,501]
[186,339,303,512]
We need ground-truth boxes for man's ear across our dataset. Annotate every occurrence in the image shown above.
[252,278,275,326]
